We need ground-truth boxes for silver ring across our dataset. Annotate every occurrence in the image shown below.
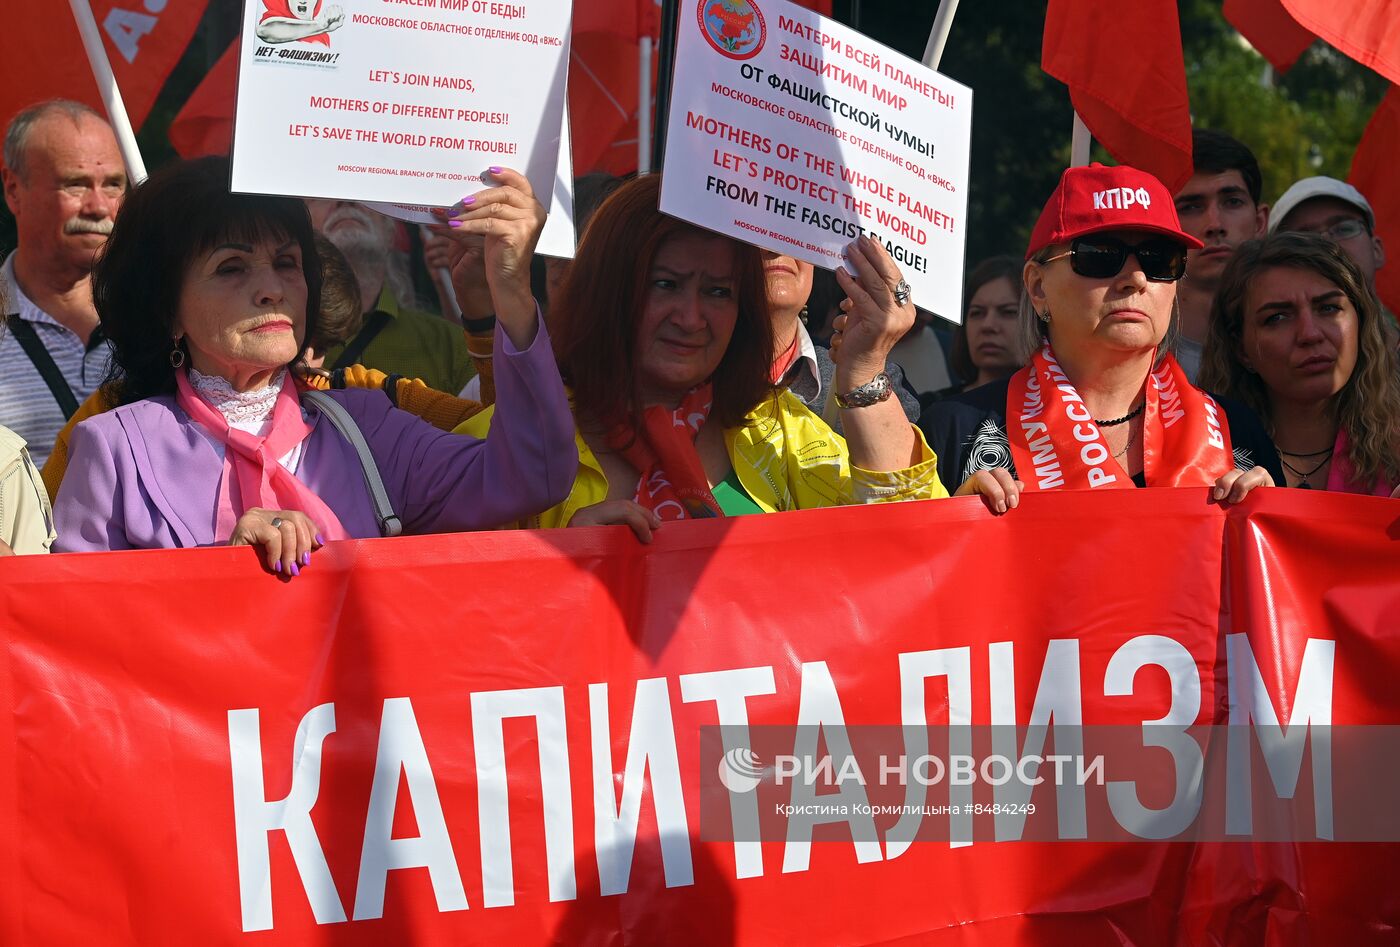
[893,279,912,307]
[270,517,284,528]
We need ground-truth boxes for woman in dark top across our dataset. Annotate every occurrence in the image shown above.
[1199,232,1400,495]
[920,163,1282,505]
[925,255,1030,404]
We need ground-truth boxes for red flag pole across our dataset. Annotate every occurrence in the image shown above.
[67,0,148,183]
[921,0,961,69]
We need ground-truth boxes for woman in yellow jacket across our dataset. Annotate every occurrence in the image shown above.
[454,175,1006,541]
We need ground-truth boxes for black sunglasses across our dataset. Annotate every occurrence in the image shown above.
[1043,236,1188,282]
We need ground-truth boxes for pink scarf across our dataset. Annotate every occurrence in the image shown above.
[174,369,350,542]
[1326,428,1398,496]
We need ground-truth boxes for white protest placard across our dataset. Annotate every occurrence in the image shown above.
[659,0,973,319]
[231,0,573,254]
[366,107,576,258]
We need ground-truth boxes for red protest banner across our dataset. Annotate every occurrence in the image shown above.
[1042,0,1194,191]
[0,490,1396,944]
[0,0,208,130]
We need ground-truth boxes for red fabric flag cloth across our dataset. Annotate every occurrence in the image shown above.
[1041,0,1194,192]
[0,0,207,131]
[1278,0,1400,85]
[1224,0,1316,73]
[570,30,647,175]
[1349,84,1400,317]
[168,41,239,158]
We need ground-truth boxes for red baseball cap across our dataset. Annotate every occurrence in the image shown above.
[1025,163,1204,260]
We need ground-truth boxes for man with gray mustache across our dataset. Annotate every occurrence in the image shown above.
[1,99,124,469]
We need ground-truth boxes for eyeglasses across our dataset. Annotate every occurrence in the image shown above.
[1294,218,1368,242]
[1042,236,1188,282]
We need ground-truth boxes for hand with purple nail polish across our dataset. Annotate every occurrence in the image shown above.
[229,508,323,578]
[432,166,546,350]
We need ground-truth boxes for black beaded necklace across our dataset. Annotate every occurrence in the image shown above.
[1280,449,1335,489]
[1094,402,1145,427]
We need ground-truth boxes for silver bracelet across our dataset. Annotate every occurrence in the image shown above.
[834,371,893,409]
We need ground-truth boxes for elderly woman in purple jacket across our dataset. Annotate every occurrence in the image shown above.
[54,157,576,574]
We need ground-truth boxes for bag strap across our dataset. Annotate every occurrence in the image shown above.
[5,315,79,420]
[301,389,403,537]
[331,310,391,371]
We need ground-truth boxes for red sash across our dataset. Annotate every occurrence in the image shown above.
[1006,344,1233,490]
[605,385,723,520]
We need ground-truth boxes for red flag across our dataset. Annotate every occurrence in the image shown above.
[570,31,647,174]
[1223,0,1316,73]
[168,41,239,158]
[0,0,208,131]
[1278,0,1400,85]
[1349,84,1400,316]
[1042,0,1194,192]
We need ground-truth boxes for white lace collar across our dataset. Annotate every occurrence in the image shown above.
[189,367,286,427]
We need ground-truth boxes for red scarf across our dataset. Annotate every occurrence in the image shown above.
[606,384,723,520]
[175,370,350,541]
[1006,344,1233,490]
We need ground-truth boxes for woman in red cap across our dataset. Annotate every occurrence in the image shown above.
[921,163,1283,508]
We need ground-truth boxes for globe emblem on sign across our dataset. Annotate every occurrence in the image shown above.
[698,0,767,60]
[717,747,765,793]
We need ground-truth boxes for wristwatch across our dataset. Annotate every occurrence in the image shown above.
[834,371,893,409]
[461,313,497,334]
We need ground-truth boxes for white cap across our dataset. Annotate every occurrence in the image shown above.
[1270,176,1375,233]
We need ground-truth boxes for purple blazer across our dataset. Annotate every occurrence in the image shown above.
[54,323,577,551]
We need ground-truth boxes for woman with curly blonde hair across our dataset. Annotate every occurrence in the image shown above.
[1199,231,1400,494]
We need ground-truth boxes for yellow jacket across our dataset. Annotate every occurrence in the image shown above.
[455,390,948,528]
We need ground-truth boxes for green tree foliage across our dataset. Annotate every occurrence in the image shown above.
[1179,0,1386,204]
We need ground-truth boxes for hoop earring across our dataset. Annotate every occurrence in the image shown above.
[169,341,186,369]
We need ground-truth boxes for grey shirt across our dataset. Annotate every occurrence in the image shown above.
[0,255,113,467]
